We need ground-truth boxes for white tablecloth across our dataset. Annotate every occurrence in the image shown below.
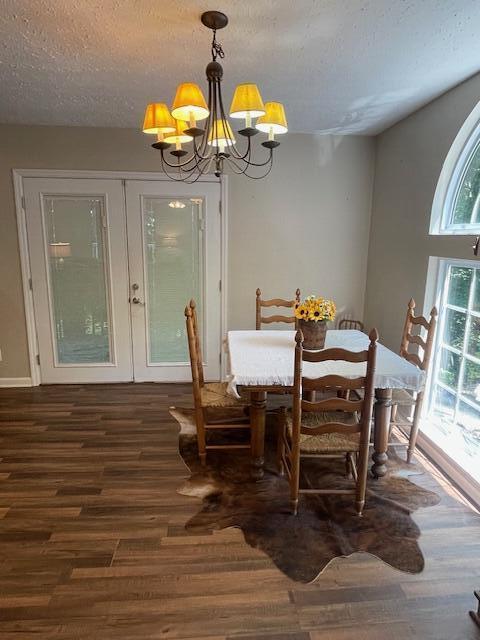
[227,330,425,397]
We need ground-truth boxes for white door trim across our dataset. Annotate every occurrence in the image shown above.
[12,169,228,386]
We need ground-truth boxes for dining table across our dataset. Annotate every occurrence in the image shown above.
[226,329,426,480]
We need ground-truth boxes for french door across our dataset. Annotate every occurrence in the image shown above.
[23,176,222,384]
[125,180,221,382]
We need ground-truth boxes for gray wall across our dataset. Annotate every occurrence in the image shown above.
[0,126,375,379]
[364,73,480,350]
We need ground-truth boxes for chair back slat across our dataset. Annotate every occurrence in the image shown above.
[338,318,364,332]
[256,288,301,329]
[291,328,378,443]
[302,397,363,413]
[410,315,431,330]
[402,351,423,369]
[296,420,362,435]
[302,347,369,364]
[261,315,296,325]
[400,298,438,371]
[261,298,297,308]
[302,375,366,391]
[406,333,426,350]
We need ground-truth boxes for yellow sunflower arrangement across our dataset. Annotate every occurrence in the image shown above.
[294,295,336,322]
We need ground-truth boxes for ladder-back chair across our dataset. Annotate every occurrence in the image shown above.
[390,298,437,462]
[339,318,364,332]
[256,288,301,330]
[277,328,378,516]
[185,300,250,465]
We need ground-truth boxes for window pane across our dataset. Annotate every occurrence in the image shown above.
[457,401,480,441]
[438,348,461,389]
[467,316,480,359]
[473,270,480,313]
[443,308,466,349]
[461,358,480,403]
[452,142,480,225]
[44,196,111,364]
[144,197,202,363]
[432,386,456,422]
[447,266,473,308]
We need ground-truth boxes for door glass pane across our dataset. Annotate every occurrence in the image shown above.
[143,197,203,363]
[443,308,466,349]
[44,196,111,364]
[467,316,480,358]
[438,348,461,389]
[432,386,456,425]
[473,270,480,313]
[426,261,480,484]
[461,358,480,403]
[447,266,472,308]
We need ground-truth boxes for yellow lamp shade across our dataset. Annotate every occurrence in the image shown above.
[229,83,265,118]
[171,83,209,121]
[207,119,236,147]
[255,101,288,134]
[142,103,176,134]
[163,120,193,145]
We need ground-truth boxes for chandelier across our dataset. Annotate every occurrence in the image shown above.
[141,11,287,182]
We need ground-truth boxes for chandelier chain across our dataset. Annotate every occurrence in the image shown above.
[211,29,225,61]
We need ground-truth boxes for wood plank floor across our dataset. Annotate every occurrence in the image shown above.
[0,383,479,639]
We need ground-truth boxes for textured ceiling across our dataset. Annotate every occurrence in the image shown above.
[1,1,480,134]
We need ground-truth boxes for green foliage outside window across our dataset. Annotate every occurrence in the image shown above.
[452,142,480,225]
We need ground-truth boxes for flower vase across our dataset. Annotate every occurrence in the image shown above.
[298,319,327,350]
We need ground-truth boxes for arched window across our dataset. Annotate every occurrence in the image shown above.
[431,101,480,234]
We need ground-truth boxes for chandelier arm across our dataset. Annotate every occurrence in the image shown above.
[160,153,211,183]
[194,80,214,159]
[234,154,274,180]
[216,82,251,160]
[160,152,202,180]
[159,147,205,171]
[225,148,274,175]
[192,138,212,162]
[232,148,274,168]
[223,156,249,175]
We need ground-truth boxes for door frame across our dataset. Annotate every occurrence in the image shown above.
[13,169,229,386]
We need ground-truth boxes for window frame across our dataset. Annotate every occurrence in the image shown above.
[430,101,480,235]
[427,258,480,427]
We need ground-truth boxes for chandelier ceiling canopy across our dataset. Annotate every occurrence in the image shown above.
[141,11,287,182]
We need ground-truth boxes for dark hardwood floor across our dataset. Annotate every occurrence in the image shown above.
[0,383,479,639]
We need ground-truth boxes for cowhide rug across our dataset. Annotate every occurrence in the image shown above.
[170,407,440,583]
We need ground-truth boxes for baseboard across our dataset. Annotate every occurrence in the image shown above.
[417,430,480,509]
[0,377,33,388]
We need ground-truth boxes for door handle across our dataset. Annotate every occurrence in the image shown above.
[130,296,144,305]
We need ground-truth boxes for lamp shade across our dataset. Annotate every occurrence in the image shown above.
[229,83,265,118]
[142,103,176,134]
[49,242,71,259]
[207,119,236,147]
[163,120,193,144]
[255,102,288,134]
[171,83,209,121]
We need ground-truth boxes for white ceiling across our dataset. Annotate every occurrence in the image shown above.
[1,1,480,135]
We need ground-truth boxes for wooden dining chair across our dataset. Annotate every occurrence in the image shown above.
[277,328,378,516]
[339,318,364,332]
[255,288,301,330]
[185,300,251,465]
[389,298,438,463]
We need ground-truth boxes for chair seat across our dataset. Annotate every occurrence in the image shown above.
[391,388,416,406]
[287,411,360,453]
[200,382,248,408]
